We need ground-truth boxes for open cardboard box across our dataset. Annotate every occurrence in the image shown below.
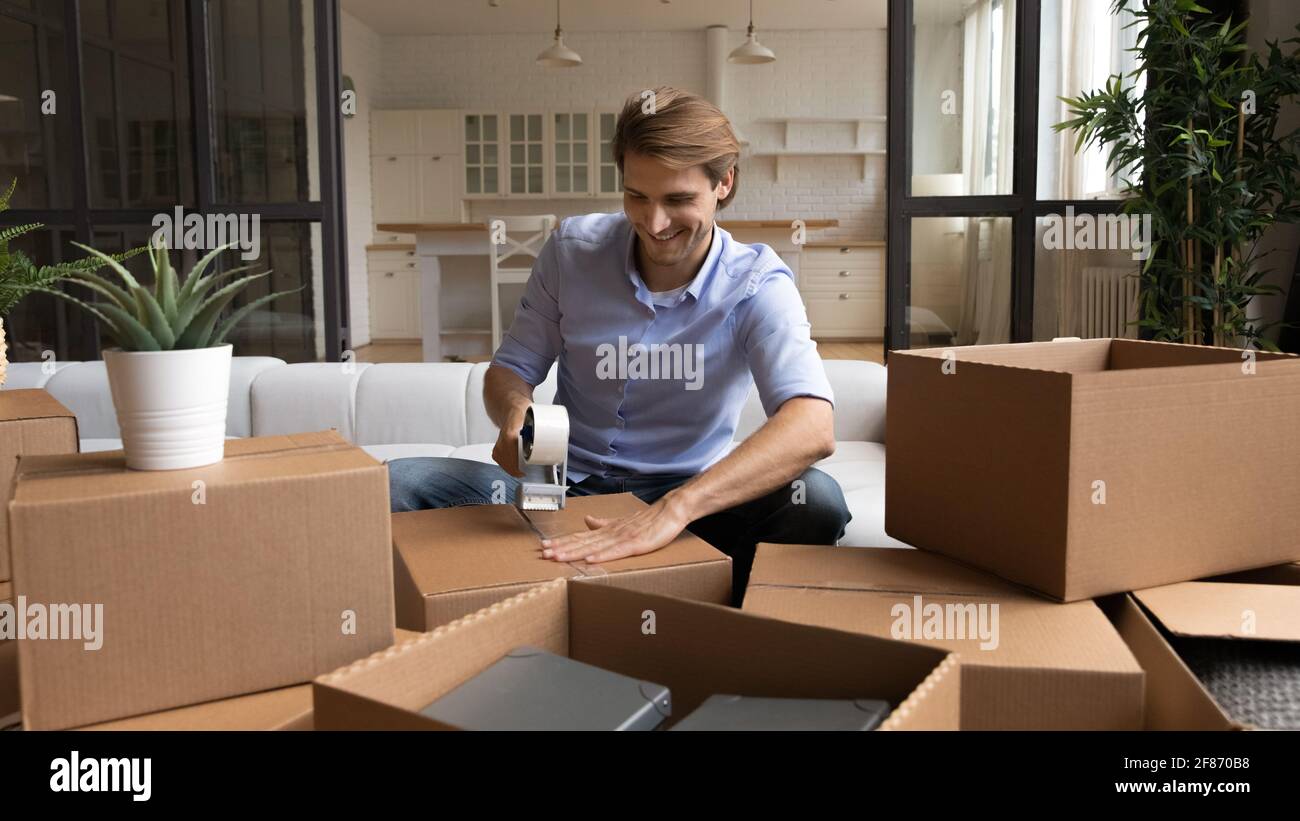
[887,338,1300,601]
[9,431,396,730]
[314,578,960,730]
[392,492,731,631]
[743,543,1144,729]
[1101,564,1300,730]
[0,389,79,583]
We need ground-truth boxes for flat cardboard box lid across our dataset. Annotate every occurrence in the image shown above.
[12,430,374,502]
[1133,581,1300,643]
[0,389,77,423]
[748,543,1141,672]
[392,492,728,595]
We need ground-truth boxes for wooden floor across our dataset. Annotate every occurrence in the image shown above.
[355,339,885,365]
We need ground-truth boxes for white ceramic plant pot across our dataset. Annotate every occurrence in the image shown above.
[103,344,233,471]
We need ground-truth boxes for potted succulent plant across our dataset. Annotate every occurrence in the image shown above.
[45,240,299,470]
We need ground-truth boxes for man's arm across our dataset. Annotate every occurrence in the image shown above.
[485,364,536,477]
[662,396,834,520]
[541,395,834,563]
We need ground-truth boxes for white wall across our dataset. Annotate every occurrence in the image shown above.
[369,27,887,241]
[341,10,382,349]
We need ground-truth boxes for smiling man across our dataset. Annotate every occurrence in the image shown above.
[388,86,850,602]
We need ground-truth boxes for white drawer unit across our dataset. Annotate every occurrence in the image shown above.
[367,248,422,340]
[805,292,885,339]
[799,244,886,339]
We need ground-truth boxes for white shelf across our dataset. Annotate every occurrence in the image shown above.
[753,116,888,152]
[750,149,887,182]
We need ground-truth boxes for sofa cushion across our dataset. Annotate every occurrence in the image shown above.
[43,362,119,439]
[251,362,370,441]
[228,357,287,437]
[361,443,456,463]
[1,360,74,389]
[464,362,558,445]
[733,359,886,444]
[354,363,474,447]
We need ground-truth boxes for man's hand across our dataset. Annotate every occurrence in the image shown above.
[541,493,691,563]
[491,406,527,477]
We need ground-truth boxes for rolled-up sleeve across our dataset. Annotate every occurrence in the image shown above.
[490,234,562,387]
[736,271,834,417]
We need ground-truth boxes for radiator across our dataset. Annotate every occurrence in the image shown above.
[1081,267,1140,339]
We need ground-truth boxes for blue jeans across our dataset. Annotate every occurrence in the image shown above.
[387,457,852,605]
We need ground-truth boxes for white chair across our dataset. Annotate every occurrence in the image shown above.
[487,215,557,352]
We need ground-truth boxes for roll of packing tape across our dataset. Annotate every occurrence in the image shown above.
[519,403,569,465]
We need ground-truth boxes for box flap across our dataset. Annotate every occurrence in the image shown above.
[749,542,1028,598]
[747,545,1141,673]
[391,492,728,598]
[890,338,1112,373]
[0,389,77,423]
[1134,582,1300,642]
[12,430,376,504]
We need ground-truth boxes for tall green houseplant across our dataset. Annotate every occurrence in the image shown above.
[1057,0,1300,349]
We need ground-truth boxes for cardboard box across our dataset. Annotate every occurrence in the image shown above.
[391,492,731,631]
[0,580,15,727]
[886,338,1300,601]
[76,630,423,731]
[1102,566,1300,730]
[0,389,79,582]
[743,543,1144,729]
[9,430,395,730]
[314,578,960,730]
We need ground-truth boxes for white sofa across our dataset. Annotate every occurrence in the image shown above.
[2,357,907,548]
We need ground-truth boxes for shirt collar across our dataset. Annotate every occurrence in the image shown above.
[624,220,724,307]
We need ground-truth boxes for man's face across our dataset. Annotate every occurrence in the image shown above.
[622,151,733,269]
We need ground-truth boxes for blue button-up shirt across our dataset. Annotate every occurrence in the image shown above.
[492,212,834,482]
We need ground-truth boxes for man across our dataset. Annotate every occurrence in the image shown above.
[389,86,850,601]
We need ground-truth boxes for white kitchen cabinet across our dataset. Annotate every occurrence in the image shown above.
[462,112,501,196]
[506,112,546,196]
[417,110,461,156]
[371,110,418,156]
[417,153,459,221]
[371,154,418,224]
[800,244,886,339]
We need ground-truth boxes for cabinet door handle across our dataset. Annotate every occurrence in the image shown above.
[838,293,848,300]
[406,251,414,256]
[387,156,397,162]
[838,270,849,277]
[431,155,441,161]
[406,262,416,268]
[384,272,395,278]
[839,247,850,253]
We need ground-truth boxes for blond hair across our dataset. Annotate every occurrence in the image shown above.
[612,86,741,209]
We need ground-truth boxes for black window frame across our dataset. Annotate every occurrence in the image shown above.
[886,0,1127,355]
[0,0,350,362]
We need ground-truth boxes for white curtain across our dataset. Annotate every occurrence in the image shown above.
[1044,0,1143,336]
[955,0,1015,345]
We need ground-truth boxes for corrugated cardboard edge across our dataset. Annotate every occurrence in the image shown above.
[1099,594,1239,730]
[879,653,960,731]
[315,579,569,730]
[0,580,14,727]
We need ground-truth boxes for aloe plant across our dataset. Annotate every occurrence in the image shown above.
[43,240,301,352]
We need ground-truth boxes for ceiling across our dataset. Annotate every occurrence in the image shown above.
[341,0,889,36]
